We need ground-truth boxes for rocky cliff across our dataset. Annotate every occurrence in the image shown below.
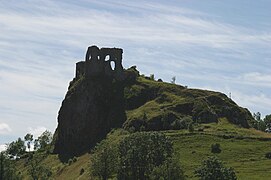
[53,46,128,158]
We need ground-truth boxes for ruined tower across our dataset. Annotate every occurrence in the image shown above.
[75,45,124,80]
[53,45,126,159]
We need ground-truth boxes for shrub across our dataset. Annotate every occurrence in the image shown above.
[265,152,271,159]
[150,157,185,180]
[211,143,221,153]
[28,156,52,180]
[188,123,194,132]
[118,132,174,179]
[150,74,155,80]
[68,159,73,165]
[90,140,118,180]
[80,168,85,175]
[195,156,237,180]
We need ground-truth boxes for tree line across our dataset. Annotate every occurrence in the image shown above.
[252,113,271,132]
[90,131,237,180]
[0,130,53,179]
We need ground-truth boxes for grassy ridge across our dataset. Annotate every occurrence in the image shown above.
[166,119,271,179]
[124,76,254,130]
[16,119,271,179]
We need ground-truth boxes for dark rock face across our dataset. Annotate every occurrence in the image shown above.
[53,46,126,159]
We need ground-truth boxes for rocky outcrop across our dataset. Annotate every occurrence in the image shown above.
[124,76,255,131]
[53,46,127,159]
[53,46,255,159]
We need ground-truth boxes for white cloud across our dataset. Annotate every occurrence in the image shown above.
[0,144,7,152]
[28,126,47,139]
[0,123,12,134]
[238,72,271,87]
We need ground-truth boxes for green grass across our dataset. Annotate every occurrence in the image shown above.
[124,76,254,130]
[165,119,271,179]
[16,120,271,179]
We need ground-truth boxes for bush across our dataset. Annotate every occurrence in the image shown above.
[90,140,118,180]
[150,74,155,80]
[150,157,185,180]
[80,168,85,175]
[265,152,271,159]
[118,132,174,179]
[72,157,77,162]
[28,156,52,180]
[68,159,73,165]
[211,143,222,153]
[195,156,237,180]
[188,123,194,132]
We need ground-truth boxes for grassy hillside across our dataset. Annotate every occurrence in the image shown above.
[167,118,271,179]
[14,69,268,179]
[123,73,254,131]
[16,119,271,179]
[16,153,91,179]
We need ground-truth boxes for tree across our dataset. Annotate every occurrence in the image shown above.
[118,132,174,179]
[211,143,221,153]
[253,112,261,122]
[264,114,271,128]
[195,156,237,180]
[90,140,118,180]
[150,74,155,80]
[0,152,22,179]
[28,155,52,180]
[6,138,26,158]
[24,133,33,152]
[253,112,266,131]
[171,76,176,84]
[188,122,194,132]
[34,130,53,151]
[0,152,3,180]
[150,156,185,180]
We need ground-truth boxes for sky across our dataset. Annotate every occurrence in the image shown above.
[0,0,271,149]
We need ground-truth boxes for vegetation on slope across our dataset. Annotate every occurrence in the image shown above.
[10,119,271,179]
[4,67,270,179]
[123,68,254,131]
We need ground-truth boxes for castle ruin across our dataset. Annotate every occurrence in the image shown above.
[54,45,127,158]
[75,45,124,79]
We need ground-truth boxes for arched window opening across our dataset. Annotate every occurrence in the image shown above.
[105,55,110,61]
[110,61,116,70]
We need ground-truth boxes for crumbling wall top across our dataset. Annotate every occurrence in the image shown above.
[76,45,124,79]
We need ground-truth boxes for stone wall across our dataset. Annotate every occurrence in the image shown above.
[76,45,124,79]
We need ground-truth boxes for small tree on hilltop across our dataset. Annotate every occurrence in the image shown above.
[171,76,176,84]
[34,130,53,151]
[6,138,25,158]
[264,114,271,128]
[195,156,237,180]
[24,133,33,152]
[150,74,155,80]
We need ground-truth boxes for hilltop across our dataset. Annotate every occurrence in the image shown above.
[123,67,254,131]
[11,46,271,179]
[53,46,255,160]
